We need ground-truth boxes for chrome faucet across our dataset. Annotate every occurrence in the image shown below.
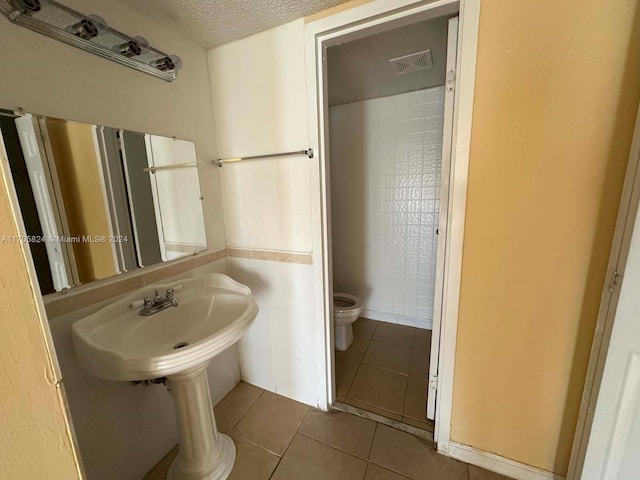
[139,288,179,316]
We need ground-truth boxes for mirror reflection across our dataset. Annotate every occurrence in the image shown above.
[0,109,207,295]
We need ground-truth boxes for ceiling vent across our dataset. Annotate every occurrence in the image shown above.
[389,49,433,76]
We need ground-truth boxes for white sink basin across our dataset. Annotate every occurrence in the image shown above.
[72,273,258,381]
[71,273,259,480]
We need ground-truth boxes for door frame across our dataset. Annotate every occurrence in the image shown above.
[304,0,481,452]
[428,14,459,422]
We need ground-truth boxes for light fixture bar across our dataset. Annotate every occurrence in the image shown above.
[0,0,181,82]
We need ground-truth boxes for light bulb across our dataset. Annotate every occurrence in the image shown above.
[10,0,43,14]
[66,14,108,40]
[113,36,149,57]
[150,54,183,72]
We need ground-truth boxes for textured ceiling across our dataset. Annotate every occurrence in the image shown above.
[126,0,351,48]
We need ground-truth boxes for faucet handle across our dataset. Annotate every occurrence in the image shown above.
[142,297,153,312]
[166,288,174,298]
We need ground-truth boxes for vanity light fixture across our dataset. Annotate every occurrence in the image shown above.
[0,0,183,81]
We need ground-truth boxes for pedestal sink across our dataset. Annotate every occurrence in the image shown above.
[72,273,259,480]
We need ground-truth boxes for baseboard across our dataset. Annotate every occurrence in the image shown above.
[362,309,432,330]
[445,442,565,480]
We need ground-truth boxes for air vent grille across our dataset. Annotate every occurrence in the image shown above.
[389,49,433,76]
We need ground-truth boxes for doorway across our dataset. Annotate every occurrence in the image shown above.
[305,0,480,451]
[326,13,458,433]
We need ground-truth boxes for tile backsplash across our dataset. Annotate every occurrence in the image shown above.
[330,87,445,329]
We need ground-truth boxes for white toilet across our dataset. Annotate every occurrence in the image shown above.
[333,293,364,351]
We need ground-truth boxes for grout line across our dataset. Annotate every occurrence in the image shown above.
[296,430,370,462]
[367,459,414,480]
[367,422,378,461]
[343,350,366,400]
[267,458,281,480]
[225,388,265,433]
[402,329,417,419]
[365,336,414,349]
[236,435,282,458]
[359,358,410,377]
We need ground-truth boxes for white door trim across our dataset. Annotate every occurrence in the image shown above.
[449,442,565,480]
[304,0,481,454]
[428,14,459,422]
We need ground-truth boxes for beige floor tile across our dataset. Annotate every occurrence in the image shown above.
[365,463,411,480]
[403,375,428,423]
[345,398,402,421]
[335,358,360,397]
[409,348,430,378]
[228,436,280,480]
[469,465,515,480]
[347,364,408,416]
[271,434,367,480]
[413,329,432,350]
[232,391,309,456]
[373,323,415,348]
[143,445,178,479]
[370,425,468,480]
[298,410,376,459]
[336,337,370,363]
[362,340,412,375]
[353,318,379,339]
[214,382,264,433]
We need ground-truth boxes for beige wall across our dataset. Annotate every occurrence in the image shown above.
[0,156,81,478]
[0,0,225,250]
[451,0,640,475]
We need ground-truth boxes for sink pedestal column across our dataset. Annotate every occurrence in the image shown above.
[166,362,235,480]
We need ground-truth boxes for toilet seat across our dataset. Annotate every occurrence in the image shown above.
[333,293,363,317]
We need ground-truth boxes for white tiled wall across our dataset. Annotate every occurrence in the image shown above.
[228,257,318,406]
[205,20,320,408]
[218,158,313,251]
[330,87,445,329]
[207,19,313,252]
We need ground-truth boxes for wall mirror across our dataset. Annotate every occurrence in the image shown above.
[0,109,208,295]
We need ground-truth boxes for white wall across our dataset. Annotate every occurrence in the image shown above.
[228,258,318,406]
[48,260,239,480]
[207,19,313,253]
[329,87,445,329]
[206,20,320,407]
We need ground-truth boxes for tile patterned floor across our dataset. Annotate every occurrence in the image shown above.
[336,318,434,430]
[144,382,513,480]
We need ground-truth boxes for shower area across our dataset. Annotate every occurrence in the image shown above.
[328,14,457,431]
